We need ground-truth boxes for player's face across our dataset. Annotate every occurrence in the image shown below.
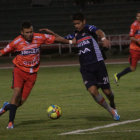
[73,20,85,31]
[136,13,140,22]
[21,26,33,42]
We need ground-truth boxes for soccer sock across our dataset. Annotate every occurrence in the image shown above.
[9,104,17,123]
[4,104,12,111]
[5,104,17,123]
[117,67,132,79]
[105,92,116,109]
[92,93,112,113]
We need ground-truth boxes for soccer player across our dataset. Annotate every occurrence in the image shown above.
[0,21,71,129]
[114,11,140,84]
[41,13,120,121]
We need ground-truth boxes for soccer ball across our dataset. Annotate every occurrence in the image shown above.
[47,105,62,119]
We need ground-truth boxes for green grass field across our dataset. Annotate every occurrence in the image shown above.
[0,64,140,140]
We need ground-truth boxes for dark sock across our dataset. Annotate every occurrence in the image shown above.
[4,104,12,111]
[5,104,17,123]
[117,67,132,79]
[106,92,116,109]
[9,104,17,123]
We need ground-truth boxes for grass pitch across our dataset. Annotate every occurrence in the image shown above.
[0,64,140,140]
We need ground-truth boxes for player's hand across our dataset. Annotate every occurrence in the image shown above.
[102,39,111,48]
[39,28,55,35]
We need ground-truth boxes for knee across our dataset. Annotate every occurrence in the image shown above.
[88,86,98,96]
[103,89,112,95]
[130,66,136,72]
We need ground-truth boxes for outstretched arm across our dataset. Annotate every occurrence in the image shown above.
[96,29,111,48]
[40,28,76,44]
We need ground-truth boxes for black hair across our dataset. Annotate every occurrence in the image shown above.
[21,21,32,30]
[72,13,85,21]
[137,11,140,14]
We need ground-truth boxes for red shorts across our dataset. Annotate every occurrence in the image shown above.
[12,67,37,100]
[129,49,140,68]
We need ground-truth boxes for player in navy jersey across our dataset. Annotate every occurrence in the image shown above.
[40,13,120,121]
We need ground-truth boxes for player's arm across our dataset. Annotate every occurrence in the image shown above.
[40,28,76,45]
[0,43,15,57]
[95,29,111,48]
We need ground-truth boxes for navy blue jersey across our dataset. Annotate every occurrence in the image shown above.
[65,24,104,66]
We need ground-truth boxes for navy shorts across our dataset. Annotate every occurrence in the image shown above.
[80,61,110,89]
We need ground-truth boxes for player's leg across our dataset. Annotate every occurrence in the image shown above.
[7,72,36,129]
[88,85,113,113]
[80,62,120,120]
[114,50,138,83]
[20,73,37,105]
[4,87,22,129]
[88,86,119,120]
[80,64,110,111]
[98,61,120,120]
[5,67,24,129]
[102,88,116,109]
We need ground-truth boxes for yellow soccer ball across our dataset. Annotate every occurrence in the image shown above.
[47,105,62,119]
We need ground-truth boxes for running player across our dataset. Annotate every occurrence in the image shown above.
[114,11,140,84]
[41,13,120,121]
[0,21,71,129]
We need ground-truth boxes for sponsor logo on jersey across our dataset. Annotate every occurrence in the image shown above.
[21,48,40,55]
[135,30,140,35]
[77,40,90,47]
[79,48,91,55]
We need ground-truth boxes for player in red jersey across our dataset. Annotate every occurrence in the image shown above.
[114,11,140,84]
[0,21,71,129]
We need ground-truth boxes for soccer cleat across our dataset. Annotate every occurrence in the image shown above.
[112,109,120,121]
[0,102,9,116]
[7,122,14,129]
[114,73,119,85]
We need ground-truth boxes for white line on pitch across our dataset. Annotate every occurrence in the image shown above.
[0,62,129,70]
[59,118,140,135]
[76,130,140,134]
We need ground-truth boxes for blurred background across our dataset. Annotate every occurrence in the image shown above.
[0,0,140,59]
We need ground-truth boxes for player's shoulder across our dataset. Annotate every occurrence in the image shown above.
[33,32,44,38]
[11,35,23,45]
[131,20,139,27]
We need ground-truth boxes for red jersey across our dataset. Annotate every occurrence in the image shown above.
[129,20,140,51]
[0,33,55,73]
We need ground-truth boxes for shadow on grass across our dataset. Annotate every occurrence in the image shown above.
[86,116,112,121]
[67,115,112,122]
[16,119,47,126]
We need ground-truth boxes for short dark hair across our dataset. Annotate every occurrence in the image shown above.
[72,13,85,21]
[21,21,32,30]
[137,11,140,14]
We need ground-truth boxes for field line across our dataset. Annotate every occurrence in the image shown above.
[76,129,140,134]
[59,118,140,135]
[0,61,129,70]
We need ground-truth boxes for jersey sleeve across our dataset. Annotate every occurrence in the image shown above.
[87,24,99,33]
[0,40,16,55]
[64,34,75,40]
[129,23,136,37]
[44,34,55,44]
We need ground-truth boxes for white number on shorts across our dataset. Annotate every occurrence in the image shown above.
[103,76,109,84]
